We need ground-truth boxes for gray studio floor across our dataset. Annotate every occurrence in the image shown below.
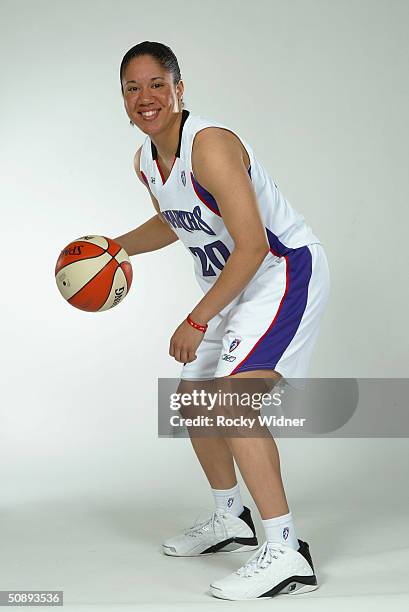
[1,451,409,612]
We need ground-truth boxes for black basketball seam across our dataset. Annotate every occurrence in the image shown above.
[57,238,122,275]
[57,250,106,275]
[98,262,122,309]
[68,254,119,307]
[119,261,131,292]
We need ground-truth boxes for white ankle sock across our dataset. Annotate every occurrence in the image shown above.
[211,483,244,517]
[262,511,299,550]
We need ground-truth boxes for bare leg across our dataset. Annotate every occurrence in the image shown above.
[177,372,290,519]
[224,435,289,519]
[221,371,290,519]
[189,437,237,489]
[177,379,238,489]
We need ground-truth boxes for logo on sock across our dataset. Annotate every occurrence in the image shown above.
[227,497,234,508]
[283,527,289,540]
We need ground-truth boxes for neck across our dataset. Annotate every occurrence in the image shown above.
[150,110,183,162]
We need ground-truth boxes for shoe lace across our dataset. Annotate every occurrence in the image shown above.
[236,541,286,577]
[184,508,228,539]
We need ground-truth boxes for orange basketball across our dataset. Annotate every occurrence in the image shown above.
[55,235,133,312]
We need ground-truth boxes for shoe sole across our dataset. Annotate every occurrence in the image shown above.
[209,577,319,600]
[162,544,259,557]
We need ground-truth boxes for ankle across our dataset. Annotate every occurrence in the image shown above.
[262,511,299,550]
[211,483,244,517]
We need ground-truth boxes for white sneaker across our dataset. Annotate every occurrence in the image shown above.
[162,506,258,557]
[209,539,318,600]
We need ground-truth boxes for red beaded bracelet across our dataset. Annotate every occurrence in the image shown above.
[186,314,208,333]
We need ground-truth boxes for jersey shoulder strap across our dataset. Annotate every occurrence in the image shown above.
[139,135,152,175]
[181,113,255,171]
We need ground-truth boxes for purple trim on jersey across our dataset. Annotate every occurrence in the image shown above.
[190,166,252,218]
[190,172,221,216]
[266,227,293,257]
[230,246,312,375]
[140,171,149,186]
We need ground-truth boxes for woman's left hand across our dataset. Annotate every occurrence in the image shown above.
[169,319,204,363]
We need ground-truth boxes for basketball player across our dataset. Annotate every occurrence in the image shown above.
[114,41,330,600]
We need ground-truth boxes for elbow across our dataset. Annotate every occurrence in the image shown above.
[259,243,271,259]
[234,242,270,264]
[255,245,270,265]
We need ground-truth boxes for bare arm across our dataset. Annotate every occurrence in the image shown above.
[113,147,178,256]
[189,128,270,325]
[114,213,178,256]
[168,128,270,364]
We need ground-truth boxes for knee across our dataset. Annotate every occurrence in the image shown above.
[176,378,216,420]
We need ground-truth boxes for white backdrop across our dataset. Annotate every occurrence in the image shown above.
[0,1,408,609]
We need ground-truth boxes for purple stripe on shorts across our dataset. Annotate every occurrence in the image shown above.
[231,246,312,374]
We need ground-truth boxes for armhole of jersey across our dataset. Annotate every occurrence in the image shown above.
[190,125,253,178]
[189,123,254,218]
[139,140,150,187]
[139,140,146,173]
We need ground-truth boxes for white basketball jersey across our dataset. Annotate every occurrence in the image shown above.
[139,110,321,293]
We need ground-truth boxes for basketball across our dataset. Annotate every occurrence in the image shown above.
[55,235,133,312]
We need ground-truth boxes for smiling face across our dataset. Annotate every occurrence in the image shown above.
[122,54,184,135]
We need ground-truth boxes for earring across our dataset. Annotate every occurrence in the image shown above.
[129,119,134,126]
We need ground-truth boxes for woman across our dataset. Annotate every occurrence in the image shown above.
[115,41,330,601]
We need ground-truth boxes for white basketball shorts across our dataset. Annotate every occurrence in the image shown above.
[180,243,330,381]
